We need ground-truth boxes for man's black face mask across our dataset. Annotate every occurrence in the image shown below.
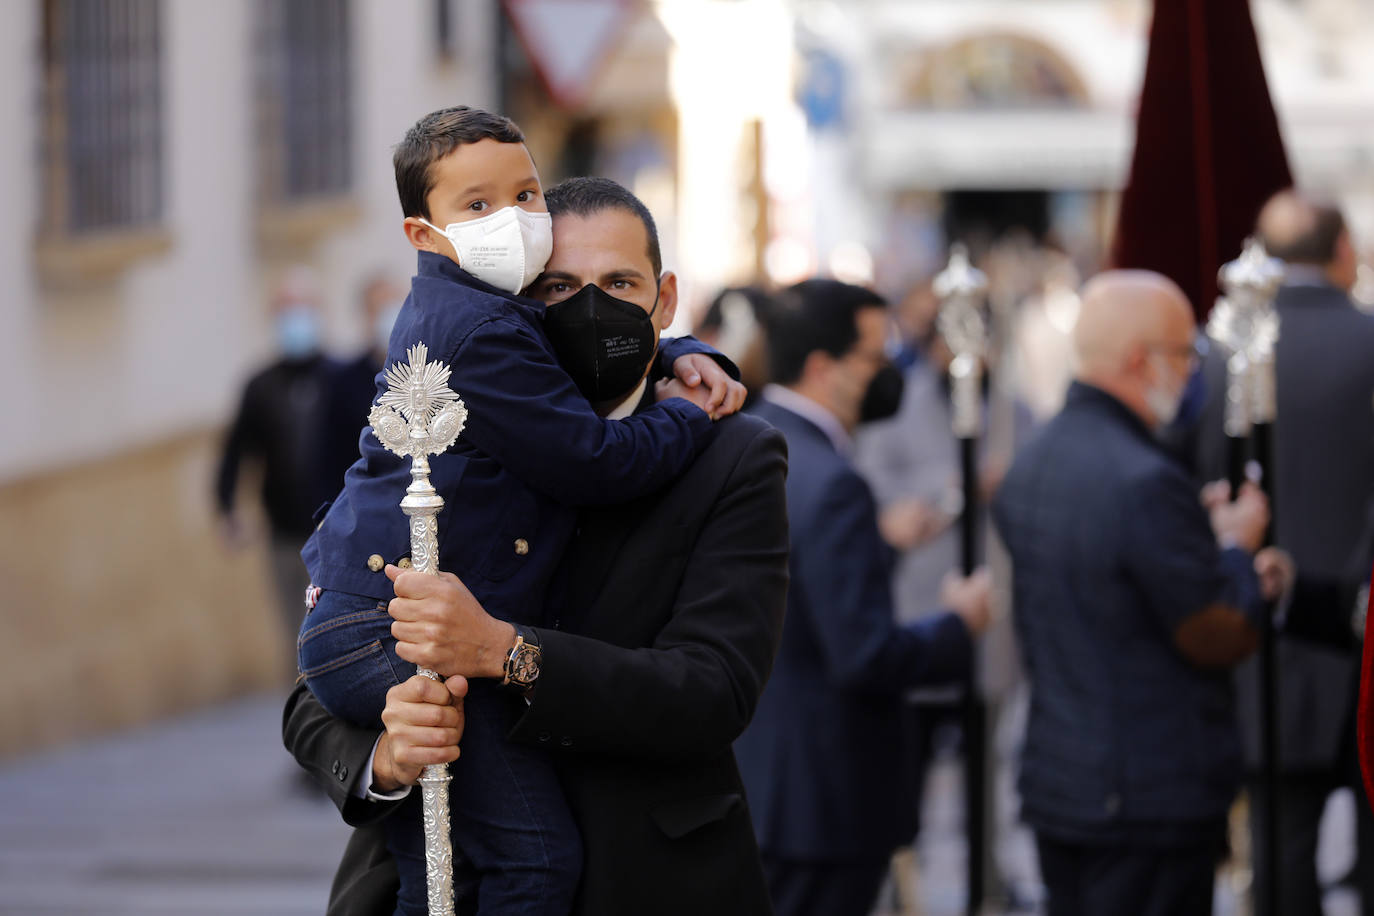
[543,282,659,404]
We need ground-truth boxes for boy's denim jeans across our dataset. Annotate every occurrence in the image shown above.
[299,589,581,916]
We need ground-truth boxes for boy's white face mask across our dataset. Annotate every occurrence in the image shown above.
[419,206,553,295]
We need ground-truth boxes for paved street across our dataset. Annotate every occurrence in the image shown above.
[0,693,348,915]
[0,694,1361,915]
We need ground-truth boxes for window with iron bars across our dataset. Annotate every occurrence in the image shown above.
[254,0,352,204]
[39,0,163,237]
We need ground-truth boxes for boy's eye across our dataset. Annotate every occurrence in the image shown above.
[517,190,535,202]
[468,201,487,212]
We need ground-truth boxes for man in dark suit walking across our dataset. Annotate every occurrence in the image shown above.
[283,177,788,916]
[994,270,1285,916]
[733,279,991,916]
[1193,191,1374,915]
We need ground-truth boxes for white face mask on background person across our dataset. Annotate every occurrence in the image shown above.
[1143,352,1185,427]
[419,207,553,295]
[275,304,320,359]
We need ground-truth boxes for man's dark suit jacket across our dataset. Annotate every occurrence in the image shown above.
[734,398,971,863]
[283,409,790,915]
[994,382,1262,841]
[1193,281,1374,773]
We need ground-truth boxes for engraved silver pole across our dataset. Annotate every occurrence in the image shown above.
[369,342,468,916]
[934,244,995,915]
[1209,238,1284,914]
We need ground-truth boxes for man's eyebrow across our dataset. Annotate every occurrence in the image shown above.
[601,268,647,281]
[537,270,582,283]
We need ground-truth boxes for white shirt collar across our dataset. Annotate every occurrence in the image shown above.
[605,379,648,421]
[763,383,852,454]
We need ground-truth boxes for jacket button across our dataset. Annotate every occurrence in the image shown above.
[538,732,551,742]
[560,737,573,748]
[338,764,349,781]
[331,760,340,775]
[397,557,413,569]
[514,538,530,556]
[367,554,385,572]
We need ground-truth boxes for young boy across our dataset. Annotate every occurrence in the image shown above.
[297,107,739,916]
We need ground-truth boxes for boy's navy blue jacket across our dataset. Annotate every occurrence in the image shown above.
[303,252,728,624]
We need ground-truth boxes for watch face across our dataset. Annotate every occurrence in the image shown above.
[509,644,541,686]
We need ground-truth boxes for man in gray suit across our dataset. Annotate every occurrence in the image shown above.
[1194,190,1374,915]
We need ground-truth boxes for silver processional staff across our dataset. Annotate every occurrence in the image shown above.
[369,341,468,916]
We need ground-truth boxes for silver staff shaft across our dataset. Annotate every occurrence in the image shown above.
[404,452,455,916]
[369,342,468,916]
[1210,238,1284,915]
[933,244,995,915]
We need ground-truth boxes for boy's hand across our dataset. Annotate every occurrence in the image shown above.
[671,353,748,419]
[374,674,467,791]
[656,378,719,418]
[386,565,517,679]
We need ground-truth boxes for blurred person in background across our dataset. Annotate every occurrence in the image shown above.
[315,273,405,503]
[1192,190,1374,916]
[887,280,941,374]
[993,270,1290,916]
[1008,249,1083,423]
[734,278,992,916]
[854,275,1038,906]
[693,285,774,408]
[215,266,332,656]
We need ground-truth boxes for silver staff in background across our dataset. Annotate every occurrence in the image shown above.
[369,341,468,916]
[1207,237,1284,914]
[1207,237,1284,485]
[934,244,994,915]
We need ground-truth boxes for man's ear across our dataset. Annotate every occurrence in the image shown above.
[800,348,834,387]
[1331,230,1360,290]
[1124,342,1152,381]
[402,217,447,256]
[656,271,679,330]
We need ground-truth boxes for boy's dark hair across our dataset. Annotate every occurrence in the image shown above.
[544,177,662,276]
[766,279,886,385]
[394,106,524,220]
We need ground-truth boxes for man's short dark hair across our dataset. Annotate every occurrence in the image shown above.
[394,106,524,220]
[766,279,886,385]
[544,177,662,276]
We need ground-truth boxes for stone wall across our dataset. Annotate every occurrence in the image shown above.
[0,430,292,757]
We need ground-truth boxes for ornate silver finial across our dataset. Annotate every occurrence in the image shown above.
[368,340,462,915]
[1208,238,1284,429]
[369,342,468,461]
[1220,236,1286,303]
[935,244,990,438]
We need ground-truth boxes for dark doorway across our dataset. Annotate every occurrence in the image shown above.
[942,189,1050,253]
